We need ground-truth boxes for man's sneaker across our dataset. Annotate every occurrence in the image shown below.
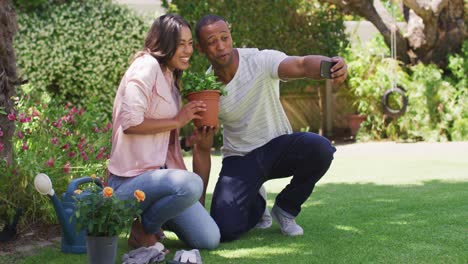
[255,185,272,229]
[271,204,304,236]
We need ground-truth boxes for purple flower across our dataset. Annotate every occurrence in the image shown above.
[63,162,71,174]
[21,142,29,150]
[46,158,55,167]
[7,113,16,121]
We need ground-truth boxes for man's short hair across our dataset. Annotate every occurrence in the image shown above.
[195,14,227,41]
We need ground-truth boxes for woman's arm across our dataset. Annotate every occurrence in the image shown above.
[124,100,207,134]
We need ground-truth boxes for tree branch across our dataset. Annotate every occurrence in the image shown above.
[403,0,449,19]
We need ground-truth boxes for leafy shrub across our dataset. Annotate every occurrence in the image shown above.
[14,0,147,116]
[0,85,111,226]
[345,36,467,141]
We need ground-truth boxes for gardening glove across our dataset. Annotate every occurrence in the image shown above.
[122,242,166,264]
[173,249,202,264]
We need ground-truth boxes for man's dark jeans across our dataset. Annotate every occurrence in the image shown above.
[210,132,336,241]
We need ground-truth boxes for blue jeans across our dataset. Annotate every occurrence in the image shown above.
[108,169,220,249]
[211,132,336,241]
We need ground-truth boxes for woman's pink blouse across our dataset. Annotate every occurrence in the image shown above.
[108,54,186,177]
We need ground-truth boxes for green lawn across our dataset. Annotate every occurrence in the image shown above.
[3,142,468,263]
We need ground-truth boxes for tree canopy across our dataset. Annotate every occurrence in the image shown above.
[323,0,466,68]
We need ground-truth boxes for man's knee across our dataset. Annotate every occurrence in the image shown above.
[300,132,336,164]
[211,198,244,241]
[211,211,243,242]
[211,175,260,241]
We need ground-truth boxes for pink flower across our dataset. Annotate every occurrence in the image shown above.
[0,142,4,152]
[51,137,59,145]
[21,142,29,150]
[63,162,71,174]
[68,151,76,158]
[46,158,55,167]
[61,143,70,150]
[32,109,40,117]
[52,120,63,128]
[17,131,24,139]
[93,127,99,133]
[7,113,16,121]
[96,152,104,160]
[81,151,89,161]
[0,130,3,137]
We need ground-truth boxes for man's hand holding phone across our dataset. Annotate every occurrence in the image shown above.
[320,57,348,84]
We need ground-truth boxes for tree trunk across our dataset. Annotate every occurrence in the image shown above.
[323,0,466,68]
[0,0,17,163]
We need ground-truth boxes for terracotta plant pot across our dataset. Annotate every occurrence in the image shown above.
[347,114,366,138]
[185,90,221,128]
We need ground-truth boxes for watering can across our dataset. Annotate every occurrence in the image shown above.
[34,173,102,254]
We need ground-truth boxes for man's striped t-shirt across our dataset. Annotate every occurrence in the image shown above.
[215,48,293,158]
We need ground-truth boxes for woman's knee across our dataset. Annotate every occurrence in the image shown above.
[174,171,203,200]
[195,229,220,250]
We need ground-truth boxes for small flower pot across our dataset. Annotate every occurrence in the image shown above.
[86,235,118,264]
[347,114,366,138]
[185,90,221,128]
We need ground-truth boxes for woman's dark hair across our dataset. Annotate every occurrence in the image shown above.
[140,14,191,90]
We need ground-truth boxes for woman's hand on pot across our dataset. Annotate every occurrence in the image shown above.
[175,101,206,128]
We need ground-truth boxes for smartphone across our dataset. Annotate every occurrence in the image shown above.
[320,60,337,79]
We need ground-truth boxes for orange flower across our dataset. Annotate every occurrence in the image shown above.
[134,190,145,202]
[74,189,82,195]
[103,186,113,197]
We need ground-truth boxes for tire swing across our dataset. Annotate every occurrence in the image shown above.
[381,86,408,117]
[381,20,408,118]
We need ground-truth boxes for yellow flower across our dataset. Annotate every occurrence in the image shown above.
[74,189,83,195]
[90,174,97,180]
[103,186,113,197]
[134,190,145,202]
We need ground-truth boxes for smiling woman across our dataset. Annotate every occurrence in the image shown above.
[107,13,220,251]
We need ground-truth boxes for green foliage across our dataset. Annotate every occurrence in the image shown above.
[0,84,111,226]
[344,37,467,141]
[74,184,143,237]
[13,0,50,11]
[164,0,347,93]
[14,0,147,116]
[181,71,226,97]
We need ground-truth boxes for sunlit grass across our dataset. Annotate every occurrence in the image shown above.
[4,142,468,264]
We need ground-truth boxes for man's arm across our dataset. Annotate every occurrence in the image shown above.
[190,127,215,207]
[278,55,347,84]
